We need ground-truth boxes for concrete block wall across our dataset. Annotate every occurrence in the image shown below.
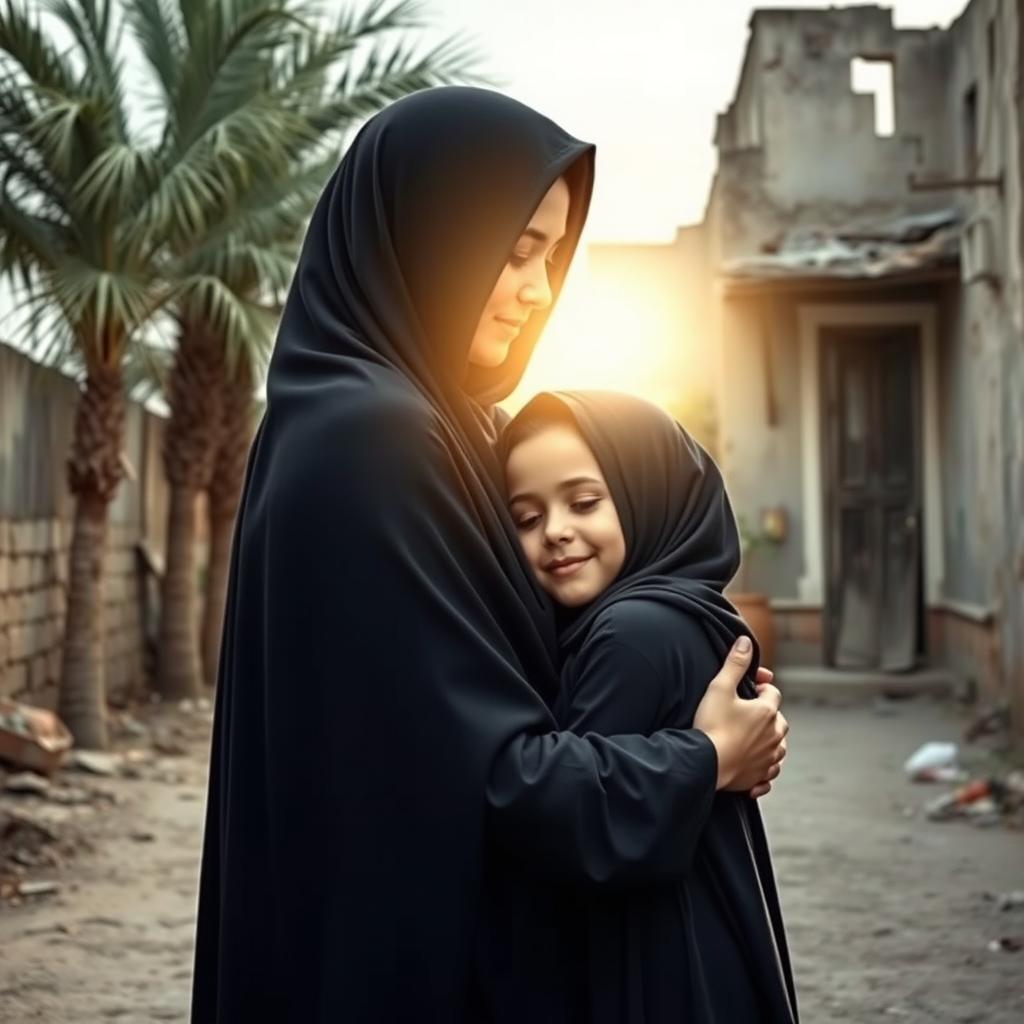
[0,517,147,707]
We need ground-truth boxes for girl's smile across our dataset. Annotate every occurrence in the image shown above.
[505,421,626,607]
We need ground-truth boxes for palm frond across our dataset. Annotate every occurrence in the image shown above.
[188,236,299,297]
[187,150,334,254]
[0,0,81,98]
[125,146,238,248]
[322,33,484,128]
[40,0,129,141]
[0,97,69,213]
[172,4,304,153]
[337,0,427,40]
[73,142,159,219]
[122,0,186,106]
[178,271,278,366]
[43,258,172,367]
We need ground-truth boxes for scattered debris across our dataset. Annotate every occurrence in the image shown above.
[46,786,95,807]
[983,890,1024,912]
[66,750,121,777]
[5,772,53,797]
[111,713,150,741]
[925,779,999,821]
[0,699,73,776]
[151,726,188,757]
[986,936,1023,954]
[999,892,1024,911]
[904,741,962,782]
[16,879,60,897]
[922,771,1024,829]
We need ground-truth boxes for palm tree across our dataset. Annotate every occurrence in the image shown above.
[1,0,476,738]
[141,0,482,698]
[0,0,179,747]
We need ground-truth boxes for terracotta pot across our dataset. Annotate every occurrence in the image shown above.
[728,592,777,673]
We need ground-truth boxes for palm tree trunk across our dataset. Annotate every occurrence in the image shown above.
[157,484,203,698]
[58,365,126,750]
[157,321,224,699]
[201,501,236,690]
[201,360,255,689]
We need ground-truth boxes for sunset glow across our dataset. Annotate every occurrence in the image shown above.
[503,259,702,415]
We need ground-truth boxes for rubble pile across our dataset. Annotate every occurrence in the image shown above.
[0,696,212,906]
[903,734,1024,830]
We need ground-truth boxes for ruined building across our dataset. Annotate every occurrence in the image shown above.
[610,1,1024,734]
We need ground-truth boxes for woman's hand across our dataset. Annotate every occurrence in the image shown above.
[693,638,789,794]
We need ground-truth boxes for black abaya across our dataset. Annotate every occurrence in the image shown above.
[190,89,725,1023]
[507,391,798,1023]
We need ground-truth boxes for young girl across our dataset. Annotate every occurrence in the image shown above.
[504,390,798,1023]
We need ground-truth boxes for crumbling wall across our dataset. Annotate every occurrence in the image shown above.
[714,6,952,263]
[709,1,1023,725]
[0,344,169,708]
[941,0,1024,730]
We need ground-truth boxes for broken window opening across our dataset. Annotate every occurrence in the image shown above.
[850,57,895,137]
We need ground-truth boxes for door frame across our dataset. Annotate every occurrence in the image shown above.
[795,304,944,621]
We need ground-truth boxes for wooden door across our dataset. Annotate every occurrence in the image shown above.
[822,326,922,670]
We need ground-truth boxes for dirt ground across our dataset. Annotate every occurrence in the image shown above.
[0,697,1022,1023]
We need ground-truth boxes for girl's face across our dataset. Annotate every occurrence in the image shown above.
[505,422,626,607]
[467,177,570,368]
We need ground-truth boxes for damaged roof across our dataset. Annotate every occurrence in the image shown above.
[721,208,961,283]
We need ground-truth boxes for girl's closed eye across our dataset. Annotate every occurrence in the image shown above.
[571,496,601,514]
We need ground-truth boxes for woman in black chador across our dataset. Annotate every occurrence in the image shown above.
[504,392,798,1023]
[190,88,789,1023]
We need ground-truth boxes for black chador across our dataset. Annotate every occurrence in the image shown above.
[191,90,730,1022]
[509,391,799,1023]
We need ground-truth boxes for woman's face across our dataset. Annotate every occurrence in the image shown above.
[467,177,571,368]
[505,422,626,607]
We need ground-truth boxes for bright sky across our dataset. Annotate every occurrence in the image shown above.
[430,0,969,242]
[1,1,971,413]
[420,0,970,409]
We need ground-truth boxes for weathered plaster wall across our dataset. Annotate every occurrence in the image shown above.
[717,296,805,598]
[713,6,952,264]
[941,0,1024,728]
[710,1,1023,726]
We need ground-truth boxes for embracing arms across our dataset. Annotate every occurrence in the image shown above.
[313,393,786,884]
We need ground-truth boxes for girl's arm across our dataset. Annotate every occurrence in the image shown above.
[509,602,717,879]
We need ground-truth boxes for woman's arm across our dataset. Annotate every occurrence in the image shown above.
[305,395,750,886]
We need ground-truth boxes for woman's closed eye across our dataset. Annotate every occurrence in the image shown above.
[570,497,601,514]
[508,249,560,269]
